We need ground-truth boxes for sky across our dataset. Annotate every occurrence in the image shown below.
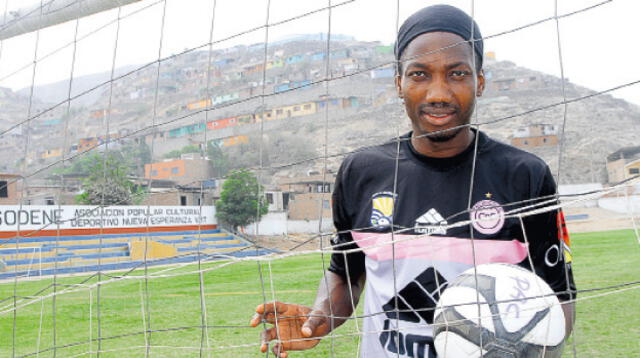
[0,0,638,105]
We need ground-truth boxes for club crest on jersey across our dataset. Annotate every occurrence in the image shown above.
[370,192,395,228]
[470,199,505,235]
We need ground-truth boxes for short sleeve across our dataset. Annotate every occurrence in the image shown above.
[327,161,366,282]
[521,166,576,301]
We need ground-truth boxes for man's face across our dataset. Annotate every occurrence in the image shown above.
[396,32,484,142]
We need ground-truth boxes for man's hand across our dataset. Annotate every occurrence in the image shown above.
[250,301,329,357]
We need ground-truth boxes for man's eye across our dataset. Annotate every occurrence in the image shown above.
[409,71,426,78]
[451,70,470,78]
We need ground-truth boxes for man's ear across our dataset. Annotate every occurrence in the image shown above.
[476,69,485,97]
[395,75,403,99]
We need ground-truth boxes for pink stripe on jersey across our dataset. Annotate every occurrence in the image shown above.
[351,232,528,265]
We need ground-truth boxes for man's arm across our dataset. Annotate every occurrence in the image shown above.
[303,270,366,337]
[561,300,575,338]
[250,270,365,357]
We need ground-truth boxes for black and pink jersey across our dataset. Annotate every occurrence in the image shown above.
[328,130,575,358]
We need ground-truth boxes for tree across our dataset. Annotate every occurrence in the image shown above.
[163,144,200,159]
[75,152,142,205]
[121,141,152,176]
[206,141,230,177]
[215,169,268,230]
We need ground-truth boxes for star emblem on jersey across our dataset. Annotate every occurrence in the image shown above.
[370,192,395,228]
[471,199,505,235]
[415,208,447,235]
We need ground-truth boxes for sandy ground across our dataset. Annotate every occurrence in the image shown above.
[251,233,333,253]
[563,207,639,234]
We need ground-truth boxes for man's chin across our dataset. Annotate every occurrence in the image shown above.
[426,128,462,142]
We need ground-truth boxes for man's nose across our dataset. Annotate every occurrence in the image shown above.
[425,77,453,104]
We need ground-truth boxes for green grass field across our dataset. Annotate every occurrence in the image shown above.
[1,229,639,357]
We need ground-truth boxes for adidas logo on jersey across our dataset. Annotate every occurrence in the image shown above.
[415,208,447,235]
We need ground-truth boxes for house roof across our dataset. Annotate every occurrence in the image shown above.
[277,174,336,185]
[0,173,23,178]
[607,146,640,162]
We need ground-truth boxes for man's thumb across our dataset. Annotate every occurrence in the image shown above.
[301,315,321,337]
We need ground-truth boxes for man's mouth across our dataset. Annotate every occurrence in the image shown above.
[421,111,456,126]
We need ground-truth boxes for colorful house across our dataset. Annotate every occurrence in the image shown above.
[273,80,312,94]
[41,148,63,159]
[268,102,317,120]
[243,63,265,75]
[206,117,239,130]
[145,156,213,185]
[211,92,240,107]
[78,137,100,152]
[168,123,206,138]
[90,109,109,119]
[187,99,211,111]
[310,52,325,61]
[221,136,249,147]
[285,54,304,65]
[330,49,349,59]
[266,59,284,69]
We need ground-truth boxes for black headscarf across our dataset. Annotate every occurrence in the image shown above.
[394,4,483,69]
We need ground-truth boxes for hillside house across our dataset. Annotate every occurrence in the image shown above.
[511,124,558,148]
[606,146,640,183]
[144,153,213,186]
[0,174,21,205]
[285,54,304,65]
[40,148,63,160]
[277,174,336,220]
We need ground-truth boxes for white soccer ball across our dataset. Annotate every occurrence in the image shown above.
[433,263,566,358]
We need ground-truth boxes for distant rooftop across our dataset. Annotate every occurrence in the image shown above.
[607,146,640,162]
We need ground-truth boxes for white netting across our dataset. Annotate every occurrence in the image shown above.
[0,0,639,357]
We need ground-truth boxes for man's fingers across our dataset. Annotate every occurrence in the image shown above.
[255,301,289,315]
[272,342,289,358]
[254,301,307,325]
[259,327,277,353]
[249,313,262,327]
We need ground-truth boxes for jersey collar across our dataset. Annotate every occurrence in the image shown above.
[404,129,489,170]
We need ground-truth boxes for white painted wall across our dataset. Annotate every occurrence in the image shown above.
[244,212,334,235]
[597,195,640,215]
[558,183,603,207]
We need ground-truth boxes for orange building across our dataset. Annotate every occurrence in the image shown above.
[206,117,238,130]
[90,109,109,119]
[222,136,249,146]
[78,137,100,152]
[187,99,211,110]
[145,155,214,185]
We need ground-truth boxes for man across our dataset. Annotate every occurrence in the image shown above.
[251,5,576,357]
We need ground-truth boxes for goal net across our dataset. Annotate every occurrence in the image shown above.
[0,0,639,357]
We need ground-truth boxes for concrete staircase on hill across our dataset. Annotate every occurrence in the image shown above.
[0,229,272,280]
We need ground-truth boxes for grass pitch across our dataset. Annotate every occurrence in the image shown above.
[1,229,639,357]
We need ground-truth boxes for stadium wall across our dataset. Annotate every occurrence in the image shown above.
[0,205,216,238]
